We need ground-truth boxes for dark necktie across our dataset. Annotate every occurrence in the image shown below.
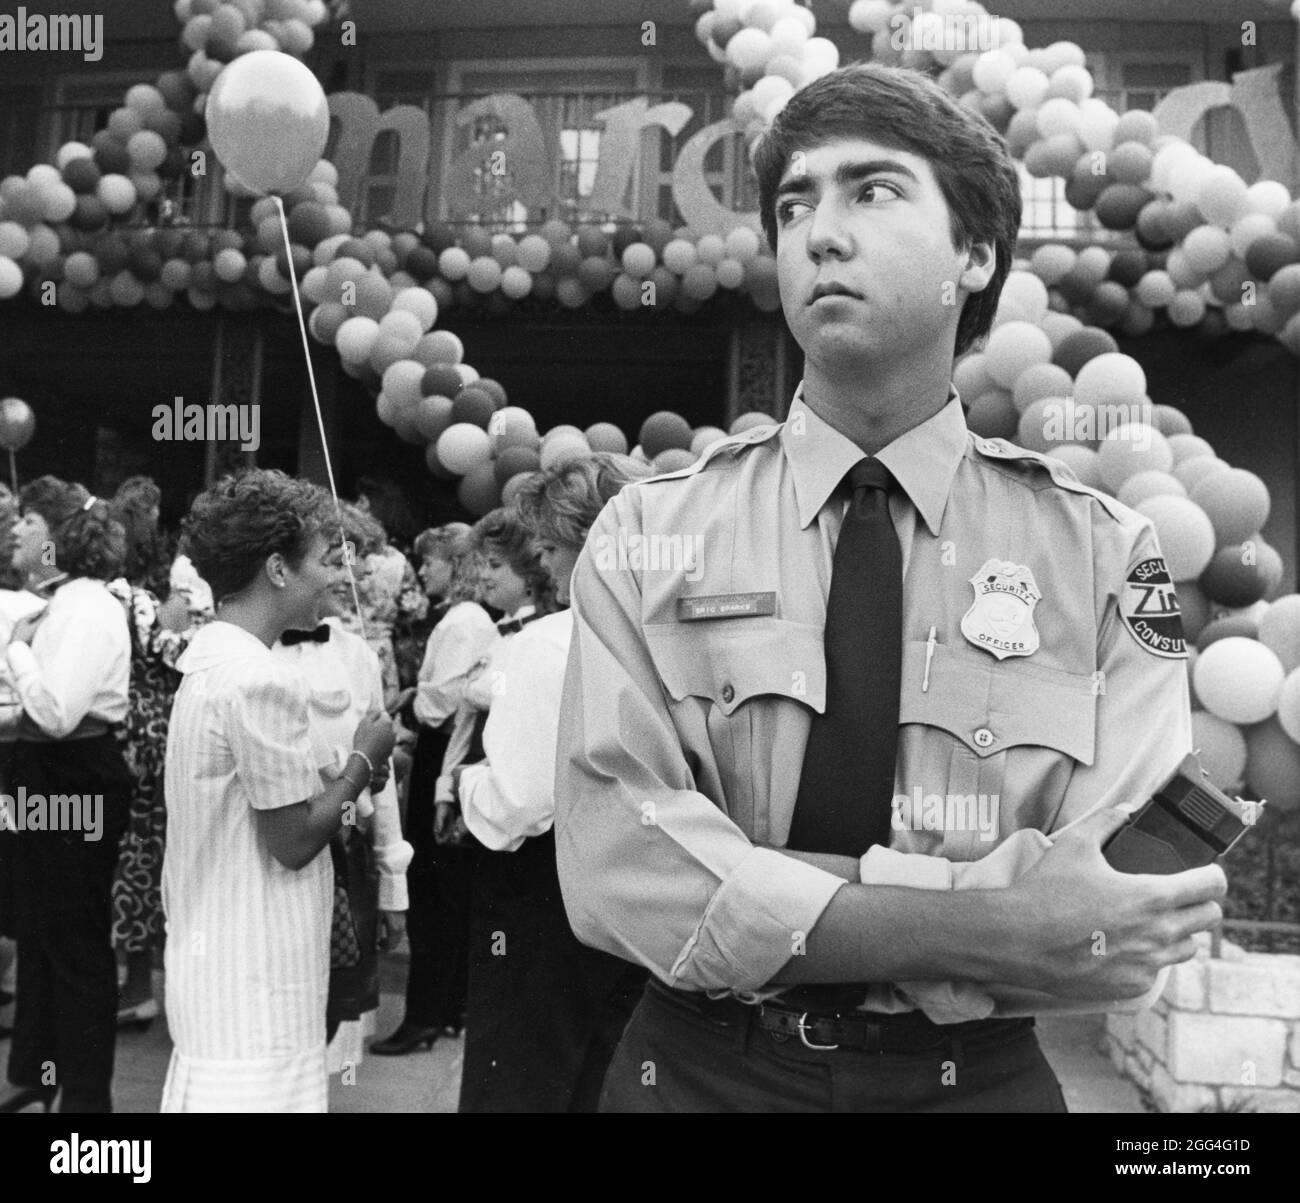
[281,624,331,645]
[786,458,904,856]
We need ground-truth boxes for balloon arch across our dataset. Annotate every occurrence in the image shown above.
[0,0,1298,803]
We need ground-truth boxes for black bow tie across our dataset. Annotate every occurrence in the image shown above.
[496,612,544,636]
[281,624,331,646]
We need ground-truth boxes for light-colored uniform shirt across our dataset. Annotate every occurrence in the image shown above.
[460,609,572,852]
[555,390,1193,1001]
[161,621,330,1113]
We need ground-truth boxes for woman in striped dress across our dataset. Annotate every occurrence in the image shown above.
[161,471,395,1113]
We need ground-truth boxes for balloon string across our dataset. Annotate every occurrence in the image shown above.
[272,194,367,641]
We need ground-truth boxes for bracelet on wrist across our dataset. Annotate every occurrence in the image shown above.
[348,749,375,781]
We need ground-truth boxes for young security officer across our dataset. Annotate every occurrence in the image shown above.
[553,64,1226,1113]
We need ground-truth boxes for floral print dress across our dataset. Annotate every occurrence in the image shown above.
[107,580,196,955]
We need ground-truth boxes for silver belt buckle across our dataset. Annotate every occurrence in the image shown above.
[796,1011,840,1051]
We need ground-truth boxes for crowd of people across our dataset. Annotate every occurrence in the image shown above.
[0,456,649,1113]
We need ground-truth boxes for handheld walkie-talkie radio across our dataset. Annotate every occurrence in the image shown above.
[1102,753,1260,875]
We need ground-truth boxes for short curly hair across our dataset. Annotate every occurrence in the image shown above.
[469,507,555,614]
[20,475,126,582]
[512,453,652,550]
[182,469,335,605]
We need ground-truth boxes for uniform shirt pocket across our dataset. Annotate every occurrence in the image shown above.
[645,618,824,843]
[897,641,1096,859]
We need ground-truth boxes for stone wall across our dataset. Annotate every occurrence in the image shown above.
[1105,940,1300,1112]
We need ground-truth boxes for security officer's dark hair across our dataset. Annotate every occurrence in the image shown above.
[753,62,1022,358]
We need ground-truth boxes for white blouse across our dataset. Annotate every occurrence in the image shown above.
[413,600,496,729]
[2,576,129,737]
[459,609,573,853]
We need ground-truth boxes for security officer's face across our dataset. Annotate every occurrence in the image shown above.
[772,137,994,371]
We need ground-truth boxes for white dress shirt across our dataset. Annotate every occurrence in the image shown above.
[459,609,573,852]
[0,588,46,737]
[2,576,130,737]
[438,603,536,782]
[413,600,496,729]
[271,617,412,912]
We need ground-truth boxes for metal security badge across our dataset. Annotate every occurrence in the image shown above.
[677,592,776,621]
[960,559,1042,659]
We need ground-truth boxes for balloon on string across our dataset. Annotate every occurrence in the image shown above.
[0,397,36,451]
[205,51,328,195]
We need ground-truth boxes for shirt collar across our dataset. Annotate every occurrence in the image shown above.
[780,383,968,537]
[30,572,70,598]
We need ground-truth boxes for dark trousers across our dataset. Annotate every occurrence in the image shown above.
[600,980,1068,1113]
[401,724,475,1030]
[7,734,132,1112]
[459,829,648,1113]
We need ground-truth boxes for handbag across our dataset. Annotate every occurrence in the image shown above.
[328,839,361,969]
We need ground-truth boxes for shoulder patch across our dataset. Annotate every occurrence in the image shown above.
[1119,557,1187,659]
[639,422,781,485]
[973,436,1131,523]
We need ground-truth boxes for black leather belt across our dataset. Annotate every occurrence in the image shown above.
[649,979,1033,1054]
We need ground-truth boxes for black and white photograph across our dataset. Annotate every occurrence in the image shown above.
[0,0,1297,1169]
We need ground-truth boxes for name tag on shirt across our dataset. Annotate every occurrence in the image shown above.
[676,592,777,621]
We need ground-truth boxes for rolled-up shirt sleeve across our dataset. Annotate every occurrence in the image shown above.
[554,495,845,994]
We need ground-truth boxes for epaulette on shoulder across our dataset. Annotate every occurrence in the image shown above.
[638,421,782,485]
[971,435,1132,524]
